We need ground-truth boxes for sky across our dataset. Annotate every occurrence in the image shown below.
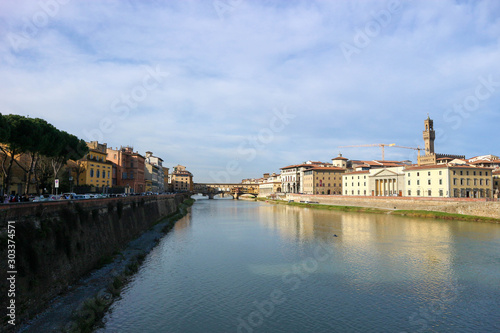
[1,0,499,182]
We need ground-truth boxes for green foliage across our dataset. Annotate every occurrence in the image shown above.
[0,113,89,194]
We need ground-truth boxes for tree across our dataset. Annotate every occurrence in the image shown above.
[0,114,33,195]
[0,114,89,195]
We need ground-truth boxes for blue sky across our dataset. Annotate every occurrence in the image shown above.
[1,0,499,182]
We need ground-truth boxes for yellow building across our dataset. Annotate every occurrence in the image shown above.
[258,173,282,197]
[73,141,113,191]
[302,167,345,195]
[405,164,493,198]
[171,165,193,192]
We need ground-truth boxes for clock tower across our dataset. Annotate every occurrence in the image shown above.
[423,115,435,155]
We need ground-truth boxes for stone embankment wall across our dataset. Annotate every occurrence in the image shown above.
[286,194,500,219]
[0,194,187,324]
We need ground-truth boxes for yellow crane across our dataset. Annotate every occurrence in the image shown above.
[391,145,423,158]
[337,143,395,160]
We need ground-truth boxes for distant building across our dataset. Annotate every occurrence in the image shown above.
[302,167,345,195]
[331,153,348,169]
[280,161,329,194]
[144,151,164,192]
[405,164,493,198]
[171,165,193,192]
[107,146,146,194]
[417,116,464,166]
[72,141,113,192]
[162,167,170,192]
[343,166,405,196]
[493,170,500,198]
[258,173,282,197]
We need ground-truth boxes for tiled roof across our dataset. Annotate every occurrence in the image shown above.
[308,167,345,171]
[405,164,494,171]
[343,170,370,175]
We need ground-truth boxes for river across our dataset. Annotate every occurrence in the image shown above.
[97,196,500,333]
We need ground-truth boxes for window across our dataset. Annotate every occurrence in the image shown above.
[439,179,442,185]
[417,172,420,176]
[460,179,464,185]
[417,190,420,196]
[467,179,470,186]
[473,171,476,176]
[408,180,411,185]
[453,178,457,185]
[90,168,94,177]
[439,190,443,197]
[486,179,489,186]
[439,171,442,175]
[417,180,420,185]
[408,190,411,196]
[108,171,110,179]
[96,170,100,178]
[408,173,410,177]
[466,171,469,176]
[480,179,483,186]
[428,179,431,185]
[485,172,488,176]
[428,171,431,176]
[428,190,432,196]
[460,171,463,175]
[123,172,127,179]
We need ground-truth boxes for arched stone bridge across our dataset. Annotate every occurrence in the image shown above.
[193,183,259,199]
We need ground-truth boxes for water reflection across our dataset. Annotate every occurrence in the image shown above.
[99,199,500,333]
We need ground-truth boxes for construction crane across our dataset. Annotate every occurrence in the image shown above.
[391,145,423,158]
[337,143,395,160]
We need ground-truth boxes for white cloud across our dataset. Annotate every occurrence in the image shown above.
[1,0,499,181]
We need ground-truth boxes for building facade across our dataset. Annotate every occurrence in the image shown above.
[343,167,405,196]
[106,146,146,194]
[405,165,493,198]
[171,165,193,192]
[342,171,370,196]
[258,173,282,197]
[74,141,113,192]
[145,151,164,192]
[302,167,345,195]
[493,170,500,198]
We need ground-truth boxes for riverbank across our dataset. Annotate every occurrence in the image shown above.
[16,198,194,333]
[257,197,500,223]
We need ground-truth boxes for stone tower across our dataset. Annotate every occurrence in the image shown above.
[423,115,435,155]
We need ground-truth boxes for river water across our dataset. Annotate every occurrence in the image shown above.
[98,197,500,333]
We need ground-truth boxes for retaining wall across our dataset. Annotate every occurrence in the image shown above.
[286,194,500,219]
[0,194,187,325]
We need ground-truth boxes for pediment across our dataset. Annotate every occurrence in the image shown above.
[371,169,399,177]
